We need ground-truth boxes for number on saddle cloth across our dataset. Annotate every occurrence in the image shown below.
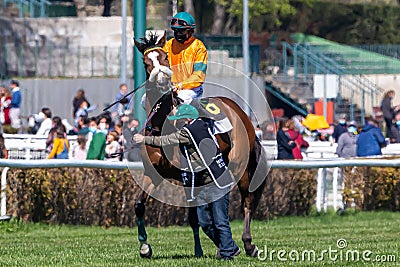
[191,98,233,135]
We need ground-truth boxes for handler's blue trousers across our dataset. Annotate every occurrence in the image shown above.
[197,192,239,260]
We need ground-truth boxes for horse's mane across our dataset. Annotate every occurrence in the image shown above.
[137,32,160,50]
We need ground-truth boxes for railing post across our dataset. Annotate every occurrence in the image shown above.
[350,88,354,122]
[34,41,38,77]
[19,0,23,18]
[361,89,365,125]
[30,0,34,17]
[40,0,45,17]
[316,167,327,213]
[333,167,339,211]
[1,167,9,217]
[282,42,287,81]
[118,46,121,77]
[337,74,342,105]
[371,91,374,118]
[91,47,94,77]
[104,46,108,76]
[293,44,298,81]
[233,45,238,70]
[18,43,24,76]
[77,46,81,78]
[304,51,308,82]
[63,45,67,77]
[48,45,53,77]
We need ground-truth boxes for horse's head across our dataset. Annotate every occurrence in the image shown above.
[134,31,172,89]
[134,31,178,133]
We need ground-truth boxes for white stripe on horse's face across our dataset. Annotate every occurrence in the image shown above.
[147,50,165,83]
[147,51,161,68]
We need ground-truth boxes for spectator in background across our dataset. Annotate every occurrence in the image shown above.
[356,117,386,157]
[72,135,88,160]
[46,116,65,154]
[0,85,12,126]
[74,100,96,127]
[381,90,399,138]
[332,113,347,143]
[72,89,91,119]
[9,80,22,130]
[76,116,90,136]
[112,83,133,122]
[36,107,52,136]
[276,119,296,159]
[86,116,107,160]
[122,117,142,162]
[104,131,121,161]
[47,126,69,159]
[113,123,124,144]
[255,124,263,140]
[287,119,309,160]
[389,111,400,143]
[0,134,8,159]
[336,121,358,158]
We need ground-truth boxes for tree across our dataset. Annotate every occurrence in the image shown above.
[204,0,297,34]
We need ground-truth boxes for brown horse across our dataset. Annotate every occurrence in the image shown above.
[132,31,268,258]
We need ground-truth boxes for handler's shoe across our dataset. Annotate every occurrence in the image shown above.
[216,246,241,260]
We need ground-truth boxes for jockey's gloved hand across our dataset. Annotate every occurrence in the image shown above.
[172,82,183,93]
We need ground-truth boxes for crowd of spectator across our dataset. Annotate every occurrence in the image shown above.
[0,80,142,162]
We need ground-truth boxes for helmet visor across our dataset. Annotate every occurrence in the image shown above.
[171,18,192,28]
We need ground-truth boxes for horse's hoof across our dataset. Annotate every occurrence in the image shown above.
[195,252,203,258]
[195,250,203,258]
[251,245,259,257]
[246,245,258,257]
[139,243,152,258]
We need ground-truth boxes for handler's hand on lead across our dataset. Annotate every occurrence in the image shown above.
[133,134,144,143]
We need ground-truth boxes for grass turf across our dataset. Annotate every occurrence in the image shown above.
[0,211,399,266]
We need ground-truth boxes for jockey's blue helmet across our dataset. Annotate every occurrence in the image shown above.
[171,12,196,29]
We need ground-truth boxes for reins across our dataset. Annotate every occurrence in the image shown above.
[103,81,147,112]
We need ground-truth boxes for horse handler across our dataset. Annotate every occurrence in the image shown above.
[133,104,240,260]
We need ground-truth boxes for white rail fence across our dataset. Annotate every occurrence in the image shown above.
[1,158,400,220]
[5,135,400,160]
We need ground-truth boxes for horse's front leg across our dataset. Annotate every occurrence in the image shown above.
[135,175,155,258]
[188,206,203,257]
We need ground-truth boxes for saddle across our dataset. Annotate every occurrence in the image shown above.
[190,98,226,121]
[190,98,233,134]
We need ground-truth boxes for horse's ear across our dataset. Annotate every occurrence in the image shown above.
[156,31,167,47]
[134,39,145,54]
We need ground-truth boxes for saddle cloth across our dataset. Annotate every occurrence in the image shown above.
[191,98,233,135]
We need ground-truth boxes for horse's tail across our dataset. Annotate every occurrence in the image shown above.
[248,137,270,211]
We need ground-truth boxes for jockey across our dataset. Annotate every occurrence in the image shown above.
[164,12,208,104]
[133,104,240,260]
[166,12,232,134]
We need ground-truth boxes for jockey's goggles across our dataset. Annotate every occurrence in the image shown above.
[171,18,195,29]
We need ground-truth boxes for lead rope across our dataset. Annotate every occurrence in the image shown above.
[183,145,196,202]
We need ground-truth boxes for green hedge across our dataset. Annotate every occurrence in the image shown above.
[343,167,400,211]
[5,168,317,226]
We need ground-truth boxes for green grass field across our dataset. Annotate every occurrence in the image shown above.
[0,211,399,266]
